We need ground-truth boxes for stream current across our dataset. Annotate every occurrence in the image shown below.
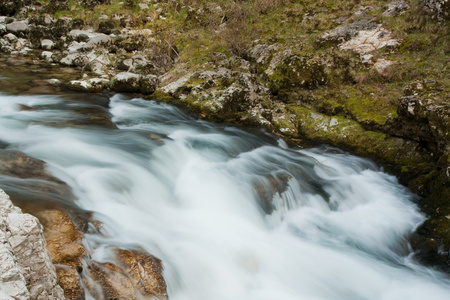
[0,92,449,299]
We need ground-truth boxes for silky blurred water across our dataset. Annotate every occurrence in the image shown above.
[1,93,449,299]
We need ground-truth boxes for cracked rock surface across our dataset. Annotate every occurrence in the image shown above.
[0,188,64,300]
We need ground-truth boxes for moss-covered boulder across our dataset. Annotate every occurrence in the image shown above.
[268,54,327,96]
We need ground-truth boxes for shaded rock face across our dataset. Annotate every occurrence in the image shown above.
[0,189,64,299]
[384,80,449,157]
[0,0,33,16]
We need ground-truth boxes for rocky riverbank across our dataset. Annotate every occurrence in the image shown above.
[0,0,449,296]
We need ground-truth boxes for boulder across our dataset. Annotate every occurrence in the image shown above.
[0,189,65,300]
[111,72,141,92]
[28,25,54,48]
[83,248,167,300]
[41,39,54,50]
[66,78,110,92]
[114,249,168,299]
[6,21,28,34]
[52,18,71,38]
[140,74,158,95]
[32,209,86,300]
[267,54,327,93]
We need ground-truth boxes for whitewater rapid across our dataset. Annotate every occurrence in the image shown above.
[0,93,449,299]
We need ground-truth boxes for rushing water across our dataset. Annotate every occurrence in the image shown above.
[0,92,449,299]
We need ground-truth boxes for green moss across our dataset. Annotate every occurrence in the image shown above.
[290,105,434,175]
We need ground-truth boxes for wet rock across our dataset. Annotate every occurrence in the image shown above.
[111,72,141,92]
[114,249,168,299]
[83,248,167,300]
[140,74,158,95]
[85,261,139,300]
[32,208,86,269]
[0,189,65,299]
[34,209,86,299]
[55,266,84,300]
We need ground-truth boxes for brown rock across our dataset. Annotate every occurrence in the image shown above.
[85,261,139,300]
[55,265,85,300]
[83,248,168,300]
[33,209,86,299]
[34,209,86,268]
[114,249,168,299]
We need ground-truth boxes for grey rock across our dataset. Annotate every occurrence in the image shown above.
[140,74,158,94]
[67,78,109,92]
[117,57,133,71]
[383,1,410,17]
[321,19,379,43]
[85,34,112,47]
[4,33,17,43]
[28,25,54,48]
[111,72,141,92]
[1,45,13,53]
[41,39,54,50]
[52,18,71,38]
[6,21,28,34]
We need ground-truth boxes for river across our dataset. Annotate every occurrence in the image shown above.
[0,91,449,299]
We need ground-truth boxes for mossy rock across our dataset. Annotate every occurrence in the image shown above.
[268,55,327,95]
[290,105,435,178]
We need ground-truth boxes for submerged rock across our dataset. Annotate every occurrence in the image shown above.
[84,248,168,300]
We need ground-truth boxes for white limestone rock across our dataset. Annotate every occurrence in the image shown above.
[0,189,64,300]
[111,72,141,92]
[41,39,55,50]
